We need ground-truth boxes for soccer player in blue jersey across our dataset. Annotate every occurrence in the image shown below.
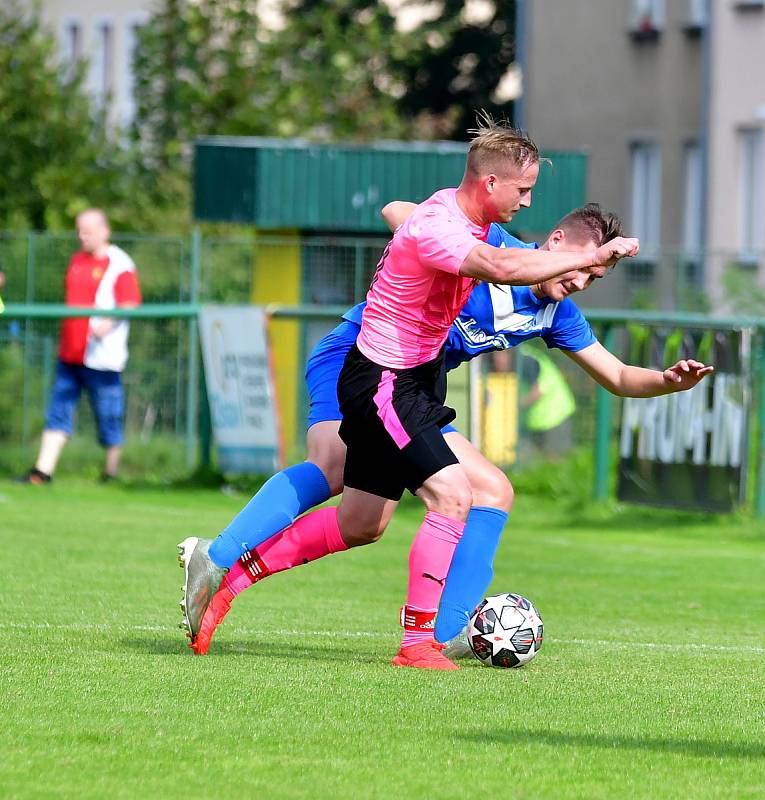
[179,202,712,656]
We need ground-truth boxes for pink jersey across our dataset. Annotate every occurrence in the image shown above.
[357,188,488,368]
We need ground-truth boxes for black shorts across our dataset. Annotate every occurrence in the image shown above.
[337,344,459,500]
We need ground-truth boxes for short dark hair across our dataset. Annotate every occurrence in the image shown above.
[555,203,623,246]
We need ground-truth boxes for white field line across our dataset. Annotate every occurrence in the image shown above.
[1,621,764,655]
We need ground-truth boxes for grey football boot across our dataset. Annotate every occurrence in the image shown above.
[441,625,474,661]
[177,537,228,643]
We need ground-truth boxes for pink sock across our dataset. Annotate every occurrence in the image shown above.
[401,511,465,648]
[221,559,256,598]
[221,507,348,598]
[258,506,348,573]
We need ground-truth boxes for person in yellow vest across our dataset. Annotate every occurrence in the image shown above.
[520,345,576,454]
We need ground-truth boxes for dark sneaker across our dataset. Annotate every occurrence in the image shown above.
[17,468,52,485]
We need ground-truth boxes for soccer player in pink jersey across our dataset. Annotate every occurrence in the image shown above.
[179,117,640,670]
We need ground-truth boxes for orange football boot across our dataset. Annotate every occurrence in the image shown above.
[391,641,460,670]
[190,586,234,655]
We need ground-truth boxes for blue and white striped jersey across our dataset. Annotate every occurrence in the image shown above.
[342,223,597,371]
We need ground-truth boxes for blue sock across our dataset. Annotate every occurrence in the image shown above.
[207,462,331,568]
[434,506,509,643]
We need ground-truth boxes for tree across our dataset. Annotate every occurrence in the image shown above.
[133,0,521,161]
[267,0,519,141]
[0,2,133,229]
[263,0,408,140]
[132,0,409,167]
[396,0,518,139]
[132,0,271,171]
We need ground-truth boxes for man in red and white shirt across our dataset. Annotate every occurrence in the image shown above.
[21,208,142,483]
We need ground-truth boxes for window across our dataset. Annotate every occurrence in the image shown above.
[739,129,764,263]
[630,142,662,256]
[682,142,703,256]
[684,0,708,31]
[629,0,665,39]
[123,20,144,122]
[93,20,114,100]
[62,20,81,63]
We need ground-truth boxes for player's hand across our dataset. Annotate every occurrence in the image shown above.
[89,318,115,339]
[591,237,640,268]
[662,359,714,391]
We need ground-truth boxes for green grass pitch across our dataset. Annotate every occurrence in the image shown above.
[1,480,764,799]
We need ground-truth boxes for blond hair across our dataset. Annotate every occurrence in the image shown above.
[465,111,543,179]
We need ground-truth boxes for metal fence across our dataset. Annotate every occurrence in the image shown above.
[2,230,765,507]
[0,230,391,477]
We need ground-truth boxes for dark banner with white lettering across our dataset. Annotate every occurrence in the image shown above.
[617,328,750,512]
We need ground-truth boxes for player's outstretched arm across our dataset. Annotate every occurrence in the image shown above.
[565,341,714,397]
[381,201,417,232]
[460,237,640,286]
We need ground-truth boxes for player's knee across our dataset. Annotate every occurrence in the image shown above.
[419,474,472,520]
[314,460,344,496]
[342,526,384,547]
[336,504,388,548]
[307,430,346,496]
[472,468,514,512]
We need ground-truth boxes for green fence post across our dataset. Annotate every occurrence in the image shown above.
[199,362,212,470]
[186,228,201,469]
[593,324,615,502]
[21,232,36,451]
[353,243,365,302]
[756,330,765,518]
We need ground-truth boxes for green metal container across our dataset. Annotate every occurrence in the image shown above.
[193,136,586,235]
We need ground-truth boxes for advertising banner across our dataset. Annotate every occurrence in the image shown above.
[617,328,750,512]
[199,306,281,474]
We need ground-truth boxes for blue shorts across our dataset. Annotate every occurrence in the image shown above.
[45,360,125,447]
[305,319,458,435]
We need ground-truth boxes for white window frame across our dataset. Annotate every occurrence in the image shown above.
[122,14,148,123]
[629,0,666,35]
[630,141,663,257]
[738,128,765,264]
[685,0,709,29]
[60,17,82,65]
[92,17,115,102]
[682,141,703,256]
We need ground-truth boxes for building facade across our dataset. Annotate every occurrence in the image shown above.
[518,0,765,311]
[38,0,150,127]
[706,0,765,303]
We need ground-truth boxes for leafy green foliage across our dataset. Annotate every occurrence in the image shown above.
[132,0,268,171]
[0,2,187,231]
[396,0,518,139]
[0,3,112,228]
[1,0,521,230]
[131,0,519,174]
[721,263,765,316]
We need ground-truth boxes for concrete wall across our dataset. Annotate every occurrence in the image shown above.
[522,0,703,309]
[706,0,765,298]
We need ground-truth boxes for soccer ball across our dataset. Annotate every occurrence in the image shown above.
[467,593,544,668]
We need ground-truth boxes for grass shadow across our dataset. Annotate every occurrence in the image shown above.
[120,635,379,663]
[459,728,765,760]
[556,503,727,533]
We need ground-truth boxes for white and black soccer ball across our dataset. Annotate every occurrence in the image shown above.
[467,593,544,668]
